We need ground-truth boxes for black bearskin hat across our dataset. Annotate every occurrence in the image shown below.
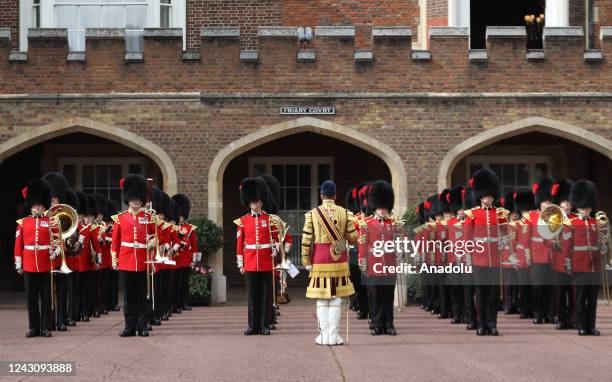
[533,177,555,207]
[167,198,180,223]
[94,194,106,216]
[24,178,52,211]
[86,194,98,217]
[104,200,118,221]
[368,180,394,211]
[172,194,191,220]
[76,191,88,216]
[121,174,148,204]
[514,190,535,213]
[448,186,465,213]
[552,179,574,205]
[501,191,517,214]
[462,187,478,210]
[160,192,171,218]
[438,188,452,214]
[426,194,442,218]
[152,186,164,213]
[240,177,268,206]
[570,180,597,210]
[42,172,68,202]
[259,175,281,215]
[64,189,79,211]
[357,182,371,215]
[345,186,359,214]
[470,169,500,201]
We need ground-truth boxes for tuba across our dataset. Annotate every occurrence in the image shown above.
[537,204,567,240]
[269,214,291,304]
[46,204,78,275]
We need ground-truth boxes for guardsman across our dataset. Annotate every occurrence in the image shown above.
[464,169,508,336]
[529,178,556,324]
[73,191,92,322]
[424,194,441,315]
[500,192,519,315]
[103,200,119,313]
[357,183,374,325]
[91,193,108,317]
[346,187,362,315]
[514,190,536,320]
[358,180,399,335]
[163,196,182,319]
[235,177,278,335]
[43,172,69,331]
[414,202,427,310]
[173,193,198,313]
[461,187,478,330]
[63,189,81,327]
[551,180,575,330]
[562,180,605,336]
[111,174,156,337]
[435,189,453,320]
[87,194,104,318]
[445,186,465,325]
[15,179,58,337]
[302,180,358,346]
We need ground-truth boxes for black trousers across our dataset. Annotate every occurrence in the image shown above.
[152,271,164,318]
[55,273,69,327]
[245,271,271,331]
[517,269,533,317]
[463,273,477,325]
[473,266,500,329]
[439,274,451,316]
[79,271,91,318]
[502,268,518,311]
[532,264,555,320]
[421,273,430,308]
[172,269,182,310]
[574,272,600,331]
[121,271,148,331]
[160,269,172,314]
[449,274,464,321]
[91,270,101,314]
[110,270,119,309]
[68,271,80,321]
[180,267,191,308]
[99,269,110,312]
[24,272,52,332]
[427,273,440,312]
[555,271,573,324]
[371,283,396,330]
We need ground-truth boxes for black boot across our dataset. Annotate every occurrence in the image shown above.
[137,329,149,337]
[244,328,257,335]
[25,329,39,338]
[40,330,52,337]
[119,328,136,337]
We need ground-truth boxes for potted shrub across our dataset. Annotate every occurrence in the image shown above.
[186,216,223,306]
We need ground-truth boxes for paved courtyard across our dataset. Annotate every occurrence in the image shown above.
[1,288,611,381]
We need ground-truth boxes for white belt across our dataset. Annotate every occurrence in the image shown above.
[24,245,51,250]
[244,243,272,250]
[574,246,599,251]
[474,237,498,243]
[121,242,147,249]
[532,237,544,243]
[516,244,524,249]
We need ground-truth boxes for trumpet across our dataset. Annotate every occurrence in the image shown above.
[596,211,610,305]
[269,214,290,308]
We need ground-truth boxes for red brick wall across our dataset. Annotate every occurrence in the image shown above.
[0,33,609,94]
[187,0,282,51]
[593,0,612,48]
[0,0,19,50]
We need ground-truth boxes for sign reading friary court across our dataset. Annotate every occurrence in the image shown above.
[280,106,335,115]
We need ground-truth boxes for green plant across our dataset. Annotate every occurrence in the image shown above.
[189,216,223,259]
[189,265,213,304]
[402,206,420,234]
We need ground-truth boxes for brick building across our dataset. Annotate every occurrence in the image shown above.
[0,0,610,303]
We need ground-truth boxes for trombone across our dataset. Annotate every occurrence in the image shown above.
[46,204,78,312]
[391,214,406,312]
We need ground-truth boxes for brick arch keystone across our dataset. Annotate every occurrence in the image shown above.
[438,116,612,191]
[0,117,178,194]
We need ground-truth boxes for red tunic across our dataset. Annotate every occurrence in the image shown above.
[111,209,156,272]
[434,220,448,266]
[501,221,519,269]
[235,212,278,272]
[99,223,113,270]
[464,206,508,268]
[515,218,531,269]
[446,216,462,265]
[528,210,554,264]
[552,212,576,273]
[561,215,602,273]
[14,216,56,273]
[177,223,198,268]
[358,216,397,277]
[89,224,104,270]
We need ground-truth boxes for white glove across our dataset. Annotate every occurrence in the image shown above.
[147,238,157,249]
[271,247,278,258]
[601,244,608,256]
[49,246,60,261]
[305,265,312,272]
[15,259,23,275]
[565,258,572,274]
[96,253,102,264]
[466,254,472,267]
[359,258,367,272]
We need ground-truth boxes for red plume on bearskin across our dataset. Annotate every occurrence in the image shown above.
[533,178,555,206]
[513,192,518,200]
[21,187,28,200]
[119,178,125,189]
[551,183,559,196]
[552,179,574,205]
[500,197,505,207]
[532,183,539,195]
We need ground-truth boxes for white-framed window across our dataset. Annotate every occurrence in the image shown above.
[58,157,146,208]
[466,155,551,196]
[19,0,185,52]
[249,157,334,267]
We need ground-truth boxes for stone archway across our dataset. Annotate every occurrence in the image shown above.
[207,117,408,303]
[0,117,178,194]
[438,116,612,190]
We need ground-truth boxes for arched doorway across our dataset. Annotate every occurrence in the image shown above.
[439,117,612,214]
[209,117,407,293]
[0,119,175,291]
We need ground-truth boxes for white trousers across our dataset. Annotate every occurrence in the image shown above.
[316,297,343,346]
